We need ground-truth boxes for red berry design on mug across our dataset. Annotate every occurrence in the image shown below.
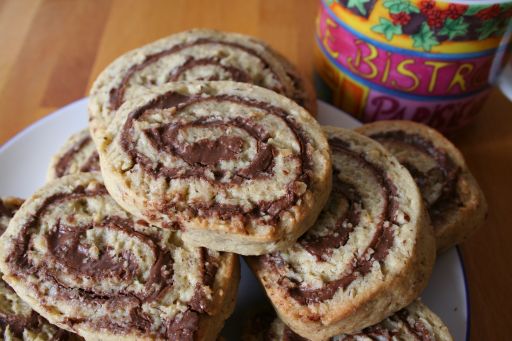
[391,12,411,26]
[427,9,446,29]
[446,4,468,20]
[476,5,501,20]
[420,0,436,15]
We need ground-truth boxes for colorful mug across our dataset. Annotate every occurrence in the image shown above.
[315,0,512,131]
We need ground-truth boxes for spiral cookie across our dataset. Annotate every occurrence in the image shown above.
[357,121,487,252]
[0,173,239,341]
[1,197,80,340]
[97,81,331,255]
[243,300,453,341]
[47,129,99,181]
[246,127,435,340]
[89,29,315,144]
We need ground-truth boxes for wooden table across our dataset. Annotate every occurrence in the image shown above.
[0,1,509,339]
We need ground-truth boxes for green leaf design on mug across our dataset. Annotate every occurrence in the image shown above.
[371,18,403,41]
[465,5,489,16]
[347,0,371,15]
[383,0,419,14]
[477,20,500,40]
[439,17,469,40]
[412,22,439,51]
[501,3,512,11]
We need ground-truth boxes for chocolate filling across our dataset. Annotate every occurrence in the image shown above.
[392,309,435,341]
[167,56,251,83]
[46,220,142,287]
[0,311,43,339]
[260,137,398,305]
[109,38,283,110]
[54,135,99,178]
[166,310,200,341]
[144,119,274,180]
[299,178,361,261]
[80,152,100,173]
[5,185,219,339]
[120,91,313,224]
[369,131,461,226]
[171,135,245,166]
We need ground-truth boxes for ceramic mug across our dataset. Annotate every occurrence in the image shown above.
[315,0,512,131]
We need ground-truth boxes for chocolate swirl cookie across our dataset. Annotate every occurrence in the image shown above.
[47,129,99,181]
[357,121,487,252]
[89,29,315,145]
[243,300,453,341]
[0,173,239,341]
[97,81,331,255]
[246,127,435,340]
[1,197,80,340]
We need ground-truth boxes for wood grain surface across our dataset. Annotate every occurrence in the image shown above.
[0,1,509,339]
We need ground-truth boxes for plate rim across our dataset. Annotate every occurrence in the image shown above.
[457,246,471,341]
[0,97,470,340]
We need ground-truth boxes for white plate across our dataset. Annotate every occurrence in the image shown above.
[0,99,469,340]
[499,64,512,102]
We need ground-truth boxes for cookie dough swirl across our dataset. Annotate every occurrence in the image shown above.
[89,29,315,144]
[247,127,434,340]
[98,82,331,255]
[242,301,453,341]
[47,129,100,181]
[0,173,239,341]
[357,121,487,252]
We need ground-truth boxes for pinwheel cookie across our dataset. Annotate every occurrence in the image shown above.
[97,81,331,255]
[1,197,81,340]
[47,129,99,181]
[89,28,315,144]
[0,173,239,341]
[243,300,453,341]
[357,121,487,252]
[246,127,435,340]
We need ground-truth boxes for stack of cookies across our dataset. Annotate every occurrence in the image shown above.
[0,29,487,341]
